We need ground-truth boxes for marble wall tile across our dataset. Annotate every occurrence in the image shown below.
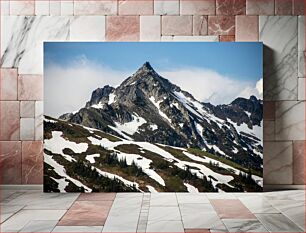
[140,16,161,41]
[0,68,18,100]
[106,16,139,41]
[20,118,35,140]
[235,15,258,41]
[298,16,305,78]
[263,120,275,141]
[50,1,61,16]
[74,1,117,15]
[246,0,274,15]
[0,101,20,140]
[161,36,218,41]
[216,0,246,15]
[298,78,305,100]
[35,1,50,15]
[0,141,22,184]
[1,0,10,15]
[18,75,43,100]
[61,1,74,16]
[180,0,215,15]
[275,101,305,140]
[275,0,293,15]
[260,16,298,101]
[293,140,305,184]
[220,35,235,41]
[10,0,35,15]
[21,141,43,184]
[263,141,293,185]
[20,101,35,118]
[70,16,106,41]
[162,16,192,36]
[154,0,179,15]
[208,16,235,35]
[1,16,70,74]
[119,0,153,15]
[35,101,43,141]
[293,0,305,15]
[193,16,208,36]
[263,101,275,120]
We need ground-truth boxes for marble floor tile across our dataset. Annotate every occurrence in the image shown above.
[0,204,25,223]
[206,193,236,199]
[238,196,279,214]
[148,206,181,221]
[256,213,304,232]
[150,193,178,206]
[0,209,66,232]
[176,193,210,204]
[77,193,116,201]
[146,220,184,233]
[19,220,58,232]
[179,203,216,215]
[52,226,104,232]
[263,190,305,201]
[182,212,225,230]
[222,219,268,232]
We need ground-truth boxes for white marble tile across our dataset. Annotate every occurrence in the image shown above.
[161,35,219,41]
[146,221,184,233]
[154,0,179,15]
[140,16,161,41]
[263,120,275,141]
[20,118,35,140]
[176,193,210,204]
[263,141,293,184]
[1,16,70,74]
[260,16,298,100]
[0,204,25,223]
[35,101,43,140]
[70,16,106,41]
[150,193,178,206]
[1,0,10,15]
[206,193,236,199]
[148,206,181,221]
[74,1,117,15]
[298,16,305,78]
[35,1,50,15]
[263,190,305,201]
[52,226,104,232]
[20,101,35,118]
[223,219,268,232]
[20,220,58,232]
[275,101,305,140]
[298,78,305,100]
[10,0,35,15]
[61,1,73,16]
[256,213,303,232]
[1,209,66,232]
[238,197,279,214]
[50,1,61,15]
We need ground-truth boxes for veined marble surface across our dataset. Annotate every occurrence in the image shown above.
[260,16,298,101]
[1,16,70,74]
[298,16,305,78]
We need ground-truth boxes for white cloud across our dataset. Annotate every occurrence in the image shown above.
[45,59,262,118]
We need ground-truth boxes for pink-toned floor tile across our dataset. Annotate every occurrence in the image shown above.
[275,0,293,15]
[58,201,113,226]
[10,0,35,15]
[162,16,192,36]
[119,0,153,15]
[293,140,305,184]
[264,101,275,120]
[193,16,208,36]
[185,229,210,233]
[106,16,140,41]
[236,15,258,41]
[208,16,235,36]
[210,199,256,219]
[74,0,117,15]
[77,193,116,201]
[216,0,246,15]
[0,141,22,184]
[246,0,274,15]
[219,35,235,42]
[180,0,215,15]
[21,141,43,184]
[0,69,18,100]
[293,0,305,15]
[18,75,43,100]
[0,101,20,141]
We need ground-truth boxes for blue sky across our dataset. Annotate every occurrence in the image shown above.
[45,42,262,82]
[44,42,263,117]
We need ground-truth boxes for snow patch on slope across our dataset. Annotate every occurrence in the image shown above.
[114,113,147,135]
[149,96,172,123]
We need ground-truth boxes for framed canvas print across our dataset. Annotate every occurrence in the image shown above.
[44,42,263,193]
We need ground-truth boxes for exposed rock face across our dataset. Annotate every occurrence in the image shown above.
[59,62,263,171]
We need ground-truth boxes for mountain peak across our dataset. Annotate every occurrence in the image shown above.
[137,61,155,74]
